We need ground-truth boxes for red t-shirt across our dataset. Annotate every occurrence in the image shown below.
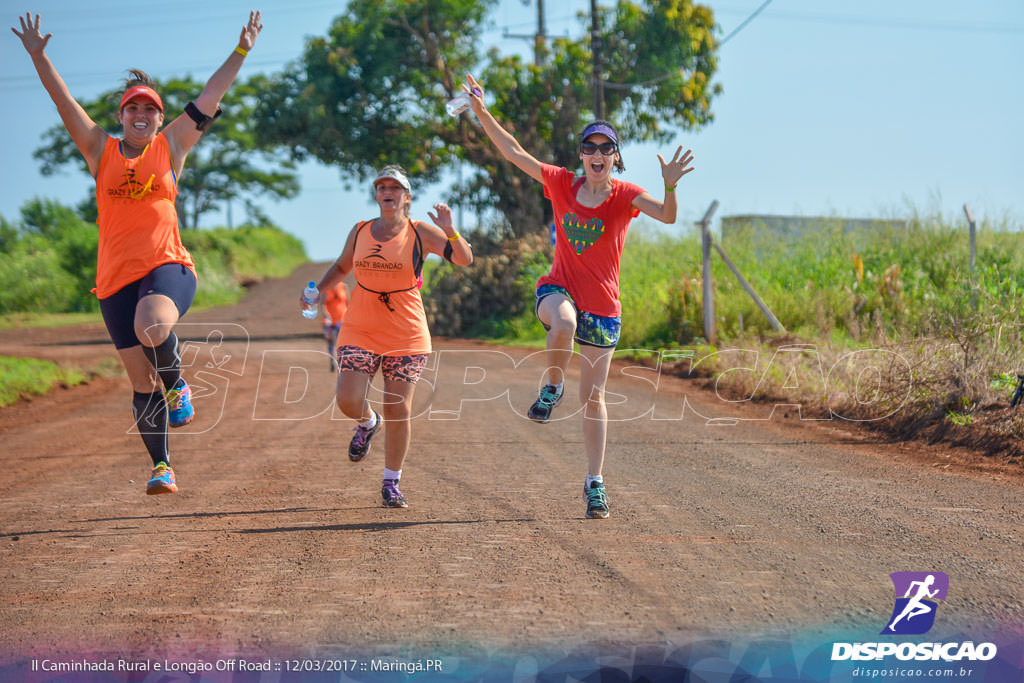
[538,163,644,317]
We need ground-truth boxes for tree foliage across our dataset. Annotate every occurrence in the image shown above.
[255,0,719,238]
[33,75,299,228]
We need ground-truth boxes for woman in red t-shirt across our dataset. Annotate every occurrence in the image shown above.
[462,74,695,519]
[13,11,262,496]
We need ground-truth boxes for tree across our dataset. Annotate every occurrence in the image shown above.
[254,0,719,238]
[33,74,299,228]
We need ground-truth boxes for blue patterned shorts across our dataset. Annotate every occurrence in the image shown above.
[534,284,621,348]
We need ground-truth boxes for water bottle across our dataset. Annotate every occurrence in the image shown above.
[445,91,471,117]
[301,281,319,319]
[445,87,482,117]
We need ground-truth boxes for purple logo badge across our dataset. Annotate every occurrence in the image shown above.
[881,571,949,635]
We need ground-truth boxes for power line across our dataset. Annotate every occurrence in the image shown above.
[600,1,1024,92]
[719,0,773,46]
[601,0,772,91]
[742,8,1024,35]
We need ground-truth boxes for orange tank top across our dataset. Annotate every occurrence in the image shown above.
[322,283,348,325]
[338,219,431,356]
[93,133,196,298]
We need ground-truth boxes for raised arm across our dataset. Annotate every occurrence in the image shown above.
[12,13,106,176]
[631,145,695,224]
[464,74,544,184]
[424,203,473,266]
[164,10,263,171]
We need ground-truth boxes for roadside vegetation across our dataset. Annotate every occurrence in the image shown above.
[0,197,307,405]
[0,355,123,407]
[424,210,1024,461]
[0,197,307,319]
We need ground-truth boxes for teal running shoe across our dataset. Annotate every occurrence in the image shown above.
[584,480,610,519]
[528,383,563,423]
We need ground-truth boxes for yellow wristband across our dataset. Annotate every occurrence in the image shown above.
[234,46,249,57]
[448,232,461,242]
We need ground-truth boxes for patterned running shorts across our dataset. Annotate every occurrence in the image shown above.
[336,345,429,384]
[534,284,622,348]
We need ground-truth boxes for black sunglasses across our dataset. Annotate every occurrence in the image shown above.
[580,141,618,156]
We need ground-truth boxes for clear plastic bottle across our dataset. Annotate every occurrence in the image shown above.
[445,91,471,117]
[445,87,482,117]
[301,281,319,319]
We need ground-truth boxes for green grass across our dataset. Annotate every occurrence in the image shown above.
[1,196,308,318]
[482,212,1024,352]
[468,213,1024,434]
[945,411,974,426]
[0,355,123,407]
[0,356,87,407]
[0,311,104,331]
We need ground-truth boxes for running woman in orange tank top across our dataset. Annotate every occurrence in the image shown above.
[321,282,348,372]
[312,165,473,509]
[12,11,263,496]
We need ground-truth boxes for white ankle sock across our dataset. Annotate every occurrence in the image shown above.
[384,468,402,481]
[359,411,377,429]
[586,475,603,488]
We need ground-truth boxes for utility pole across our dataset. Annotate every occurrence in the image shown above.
[504,0,546,66]
[590,0,604,119]
[535,0,546,66]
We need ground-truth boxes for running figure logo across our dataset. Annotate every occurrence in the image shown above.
[881,571,949,635]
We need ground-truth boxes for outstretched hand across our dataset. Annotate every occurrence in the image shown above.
[658,146,695,188]
[11,12,51,56]
[428,203,454,233]
[463,74,485,113]
[238,10,263,52]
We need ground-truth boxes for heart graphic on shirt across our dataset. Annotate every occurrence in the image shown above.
[562,213,605,255]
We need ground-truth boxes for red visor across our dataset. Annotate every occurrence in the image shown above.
[119,85,163,112]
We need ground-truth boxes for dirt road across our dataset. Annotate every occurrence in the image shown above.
[1,265,1022,680]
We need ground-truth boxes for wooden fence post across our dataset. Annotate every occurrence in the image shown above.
[964,203,977,311]
[698,201,719,344]
[712,241,785,333]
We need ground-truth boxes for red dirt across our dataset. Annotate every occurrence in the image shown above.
[1,264,1022,678]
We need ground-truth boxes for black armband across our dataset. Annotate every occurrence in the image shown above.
[185,101,223,132]
[443,241,455,262]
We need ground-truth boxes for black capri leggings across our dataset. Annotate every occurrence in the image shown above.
[99,263,197,349]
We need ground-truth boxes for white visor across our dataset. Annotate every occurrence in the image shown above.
[373,168,411,192]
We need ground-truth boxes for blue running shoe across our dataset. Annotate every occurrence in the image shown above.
[146,461,178,495]
[584,480,610,519]
[166,378,194,428]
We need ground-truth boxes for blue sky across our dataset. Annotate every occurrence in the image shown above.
[2,0,1022,260]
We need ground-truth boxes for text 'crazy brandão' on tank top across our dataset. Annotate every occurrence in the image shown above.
[94,132,196,299]
[338,219,431,356]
